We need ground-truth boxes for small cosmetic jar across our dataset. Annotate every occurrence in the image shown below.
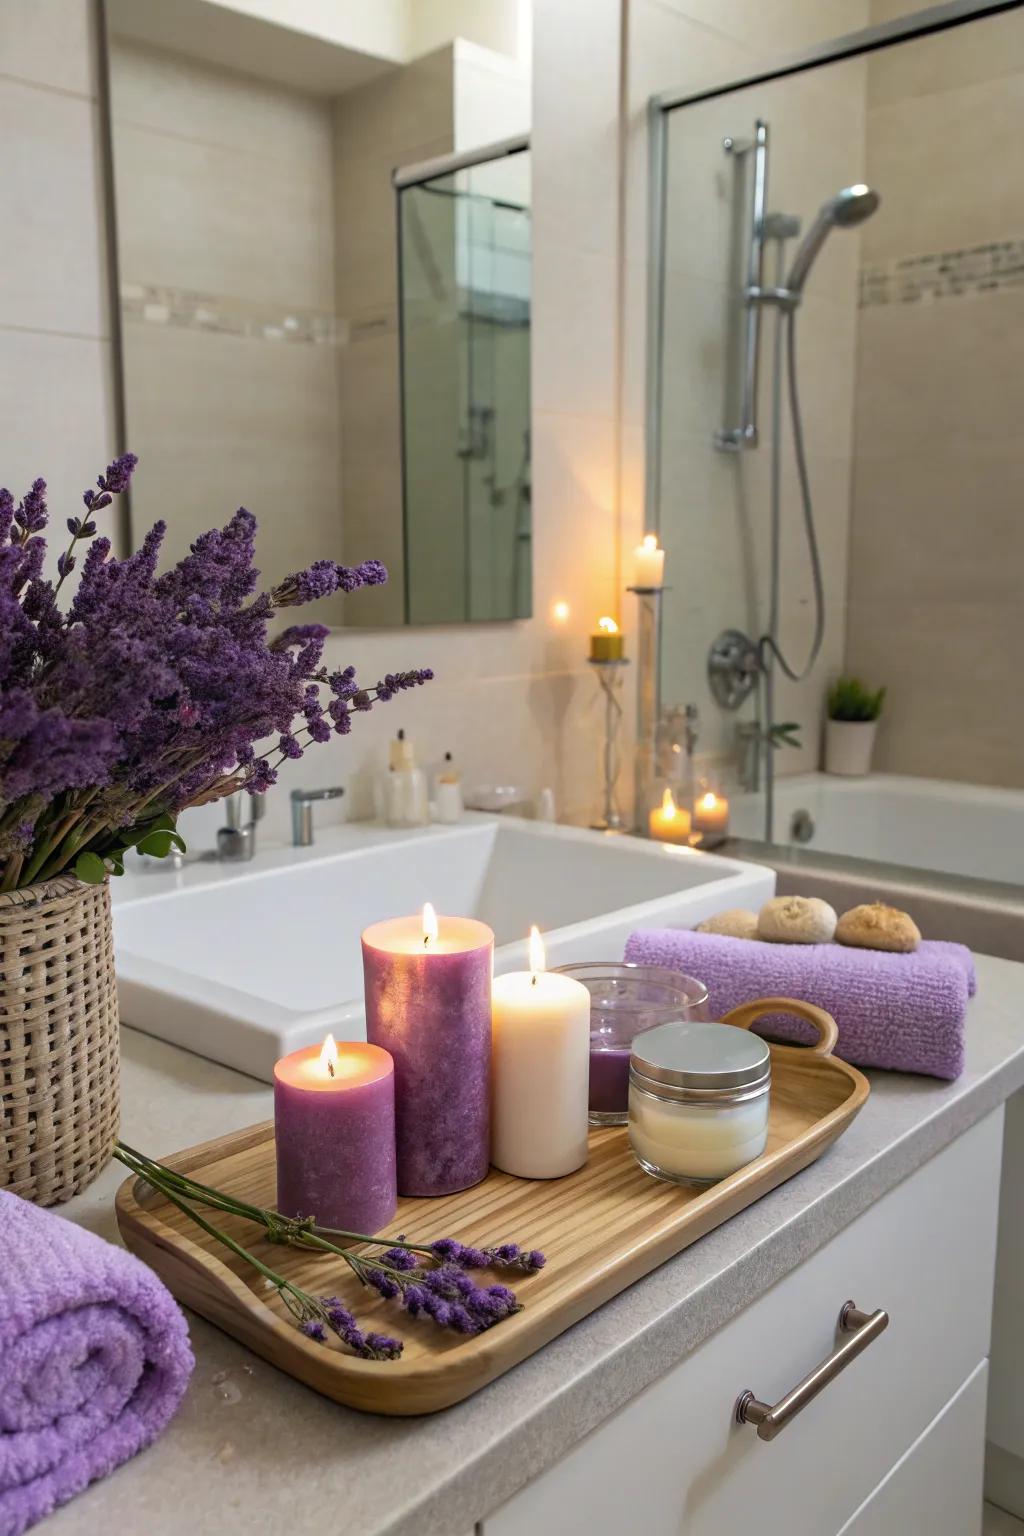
[628,1020,770,1184]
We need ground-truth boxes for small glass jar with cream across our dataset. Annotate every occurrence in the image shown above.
[628,1020,770,1184]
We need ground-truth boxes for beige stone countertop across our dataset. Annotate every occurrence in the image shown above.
[44,954,1024,1536]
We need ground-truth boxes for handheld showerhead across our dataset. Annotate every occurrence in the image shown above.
[784,183,880,294]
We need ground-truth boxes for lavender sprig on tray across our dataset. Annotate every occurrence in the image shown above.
[114,1144,545,1362]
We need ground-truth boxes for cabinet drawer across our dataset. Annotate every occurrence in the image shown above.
[483,1110,1003,1536]
[839,1362,986,1536]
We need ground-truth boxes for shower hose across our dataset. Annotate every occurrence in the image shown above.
[760,304,826,684]
[758,302,827,848]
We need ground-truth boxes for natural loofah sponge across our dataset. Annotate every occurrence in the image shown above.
[758,895,838,945]
[696,909,760,940]
[836,902,921,953]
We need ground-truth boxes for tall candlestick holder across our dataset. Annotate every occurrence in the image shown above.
[629,585,668,835]
[588,656,630,832]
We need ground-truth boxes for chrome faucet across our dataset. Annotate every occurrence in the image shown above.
[216,790,265,862]
[291,785,345,847]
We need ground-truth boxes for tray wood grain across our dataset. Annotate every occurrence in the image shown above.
[116,999,869,1415]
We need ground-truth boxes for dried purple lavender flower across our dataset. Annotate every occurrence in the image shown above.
[359,1255,528,1338]
[0,456,432,891]
[320,1297,402,1361]
[428,1238,546,1273]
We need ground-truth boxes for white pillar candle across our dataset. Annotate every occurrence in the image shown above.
[491,927,591,1179]
[633,533,666,589]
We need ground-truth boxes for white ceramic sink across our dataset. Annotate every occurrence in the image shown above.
[112,816,774,1080]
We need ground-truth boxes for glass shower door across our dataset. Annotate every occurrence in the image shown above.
[397,148,531,625]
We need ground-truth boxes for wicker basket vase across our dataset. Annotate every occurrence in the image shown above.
[1,876,120,1206]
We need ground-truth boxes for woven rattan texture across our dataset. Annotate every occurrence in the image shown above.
[1,877,120,1205]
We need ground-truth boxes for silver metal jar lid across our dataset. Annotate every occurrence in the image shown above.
[630,1020,770,1093]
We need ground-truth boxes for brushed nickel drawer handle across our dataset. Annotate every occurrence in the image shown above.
[735,1300,889,1441]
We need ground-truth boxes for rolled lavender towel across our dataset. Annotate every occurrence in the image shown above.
[624,930,975,1080]
[0,1191,194,1536]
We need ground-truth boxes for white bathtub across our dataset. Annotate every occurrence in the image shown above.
[730,772,1024,887]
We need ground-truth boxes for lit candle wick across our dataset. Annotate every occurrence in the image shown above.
[422,901,438,950]
[528,924,545,985]
[319,1032,339,1081]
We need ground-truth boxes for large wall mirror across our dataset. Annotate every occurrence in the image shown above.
[104,0,532,627]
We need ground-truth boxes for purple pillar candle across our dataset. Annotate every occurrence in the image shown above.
[274,1036,397,1234]
[362,909,494,1196]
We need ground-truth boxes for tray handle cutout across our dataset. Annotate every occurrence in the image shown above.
[722,997,839,1057]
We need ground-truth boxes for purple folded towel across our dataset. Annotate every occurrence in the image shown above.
[0,1190,194,1536]
[624,931,975,1080]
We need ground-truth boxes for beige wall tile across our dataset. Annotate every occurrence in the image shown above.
[532,244,618,419]
[338,46,454,159]
[453,43,530,150]
[845,598,1024,788]
[0,329,116,522]
[863,72,1024,262]
[337,417,406,629]
[0,81,109,338]
[531,0,620,260]
[848,444,1024,607]
[122,322,345,621]
[112,119,336,311]
[109,36,335,173]
[651,0,870,58]
[854,290,1024,458]
[0,0,98,98]
[867,8,1024,107]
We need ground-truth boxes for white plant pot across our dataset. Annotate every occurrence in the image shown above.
[824,718,878,777]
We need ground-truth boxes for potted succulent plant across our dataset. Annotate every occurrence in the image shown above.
[0,454,432,1205]
[824,677,886,777]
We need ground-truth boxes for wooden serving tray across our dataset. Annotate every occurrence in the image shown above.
[116,999,868,1415]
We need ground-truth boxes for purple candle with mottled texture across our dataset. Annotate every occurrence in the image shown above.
[362,911,493,1197]
[274,1038,397,1233]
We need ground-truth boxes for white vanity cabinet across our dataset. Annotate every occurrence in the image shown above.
[482,1111,1003,1536]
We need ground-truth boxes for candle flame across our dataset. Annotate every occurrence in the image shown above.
[700,791,718,810]
[661,788,679,821]
[422,902,438,947]
[319,1032,339,1079]
[597,615,618,635]
[642,533,659,552]
[528,924,545,980]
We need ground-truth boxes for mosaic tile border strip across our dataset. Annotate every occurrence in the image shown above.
[859,238,1024,307]
[120,283,340,345]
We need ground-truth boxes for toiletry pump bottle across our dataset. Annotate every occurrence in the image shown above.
[434,750,464,824]
[386,729,429,827]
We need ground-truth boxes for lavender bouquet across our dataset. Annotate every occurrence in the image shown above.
[0,454,431,892]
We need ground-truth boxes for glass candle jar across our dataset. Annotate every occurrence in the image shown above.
[628,1020,770,1184]
[554,963,709,1126]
